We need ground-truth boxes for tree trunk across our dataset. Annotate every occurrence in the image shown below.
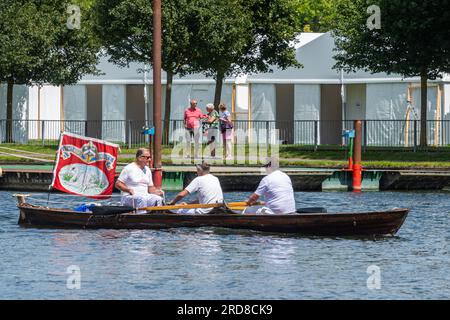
[163,70,173,144]
[5,81,14,143]
[419,69,428,147]
[214,71,224,109]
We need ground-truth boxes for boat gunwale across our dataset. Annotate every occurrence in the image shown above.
[17,203,410,218]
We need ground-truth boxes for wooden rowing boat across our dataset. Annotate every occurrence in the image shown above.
[17,202,409,236]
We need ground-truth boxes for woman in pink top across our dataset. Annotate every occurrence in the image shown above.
[184,99,205,159]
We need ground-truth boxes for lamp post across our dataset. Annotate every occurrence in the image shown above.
[152,0,163,188]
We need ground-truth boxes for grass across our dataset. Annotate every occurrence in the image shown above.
[0,143,449,169]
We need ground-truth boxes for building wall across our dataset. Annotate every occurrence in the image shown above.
[126,85,145,122]
[366,83,408,145]
[102,84,126,142]
[443,84,450,145]
[146,84,167,122]
[126,85,147,145]
[63,85,87,136]
[86,85,102,138]
[235,84,249,121]
[320,84,342,145]
[345,84,366,120]
[411,86,439,145]
[250,84,276,121]
[276,84,295,143]
[0,84,6,119]
[444,85,450,120]
[0,84,30,142]
[39,86,61,122]
[64,85,87,120]
[410,86,438,121]
[293,84,320,144]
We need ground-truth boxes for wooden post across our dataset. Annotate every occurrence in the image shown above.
[152,0,163,188]
[353,120,362,192]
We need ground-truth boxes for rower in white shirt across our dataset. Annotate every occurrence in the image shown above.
[169,162,224,214]
[245,157,296,214]
[115,148,164,212]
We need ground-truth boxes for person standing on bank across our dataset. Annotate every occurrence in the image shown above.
[184,99,205,159]
[245,157,296,214]
[115,148,164,212]
[168,162,224,214]
[204,103,220,158]
[219,102,234,160]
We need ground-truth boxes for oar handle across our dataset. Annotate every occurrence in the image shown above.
[138,201,264,212]
[139,203,222,211]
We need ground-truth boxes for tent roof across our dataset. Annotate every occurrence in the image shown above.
[80,32,441,85]
[247,33,422,84]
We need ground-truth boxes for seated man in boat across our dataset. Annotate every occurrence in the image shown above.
[245,157,296,214]
[168,161,224,214]
[115,148,164,212]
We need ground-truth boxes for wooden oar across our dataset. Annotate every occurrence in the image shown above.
[138,201,259,212]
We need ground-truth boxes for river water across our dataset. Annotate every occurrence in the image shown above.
[0,190,449,300]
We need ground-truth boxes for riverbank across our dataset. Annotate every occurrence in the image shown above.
[2,164,450,192]
[2,144,450,191]
[1,144,450,169]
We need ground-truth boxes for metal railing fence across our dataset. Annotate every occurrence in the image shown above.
[1,119,449,149]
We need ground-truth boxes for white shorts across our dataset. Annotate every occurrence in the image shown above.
[172,207,213,215]
[121,194,163,213]
[207,128,219,142]
[242,205,275,215]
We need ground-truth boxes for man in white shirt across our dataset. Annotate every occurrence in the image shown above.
[246,157,296,214]
[115,148,164,212]
[168,162,224,214]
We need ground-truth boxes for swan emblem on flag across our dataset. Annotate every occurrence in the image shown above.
[60,141,116,170]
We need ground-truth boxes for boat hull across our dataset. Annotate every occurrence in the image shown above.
[17,204,409,236]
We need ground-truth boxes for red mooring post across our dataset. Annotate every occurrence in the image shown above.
[152,0,163,188]
[353,120,362,192]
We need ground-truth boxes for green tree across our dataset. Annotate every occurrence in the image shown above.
[333,0,450,147]
[293,0,337,32]
[0,0,100,142]
[187,0,251,107]
[93,0,193,138]
[190,0,302,108]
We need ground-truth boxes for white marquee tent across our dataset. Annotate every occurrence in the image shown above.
[1,32,449,145]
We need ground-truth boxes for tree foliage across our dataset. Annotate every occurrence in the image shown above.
[333,0,450,146]
[0,0,100,141]
[333,0,450,79]
[293,0,337,32]
[93,0,195,136]
[93,0,192,76]
[190,0,302,106]
[0,0,100,86]
[93,0,302,113]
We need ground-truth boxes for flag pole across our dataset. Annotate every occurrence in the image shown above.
[47,131,63,205]
[152,0,163,188]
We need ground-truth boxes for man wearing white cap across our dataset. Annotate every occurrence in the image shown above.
[246,157,296,214]
[168,162,224,214]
